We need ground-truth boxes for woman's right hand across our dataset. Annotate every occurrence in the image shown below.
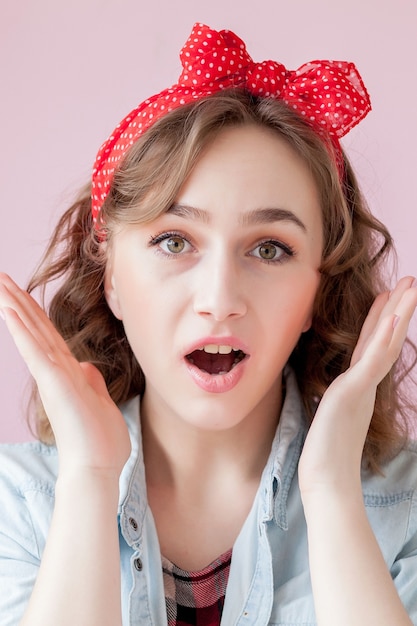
[0,272,131,479]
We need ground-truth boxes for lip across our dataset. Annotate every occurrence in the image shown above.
[183,336,250,356]
[182,336,250,394]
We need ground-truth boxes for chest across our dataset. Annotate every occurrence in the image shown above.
[146,482,258,571]
[119,475,319,625]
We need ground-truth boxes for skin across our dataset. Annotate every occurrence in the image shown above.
[104,124,324,567]
[105,125,323,434]
[300,277,417,625]
[0,124,416,624]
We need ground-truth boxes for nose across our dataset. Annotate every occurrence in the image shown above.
[193,252,248,321]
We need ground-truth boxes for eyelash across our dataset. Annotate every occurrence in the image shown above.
[148,231,193,258]
[251,239,296,264]
[148,231,296,264]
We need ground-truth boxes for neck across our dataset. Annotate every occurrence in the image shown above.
[141,380,283,493]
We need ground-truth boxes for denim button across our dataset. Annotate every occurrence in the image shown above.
[134,557,143,571]
[129,517,138,531]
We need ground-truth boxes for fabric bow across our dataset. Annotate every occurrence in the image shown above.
[177,25,371,139]
[91,22,371,227]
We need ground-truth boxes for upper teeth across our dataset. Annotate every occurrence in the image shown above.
[200,344,235,354]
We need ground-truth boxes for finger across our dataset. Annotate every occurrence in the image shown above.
[0,276,72,360]
[0,275,53,337]
[79,362,110,396]
[1,305,65,383]
[350,291,389,366]
[389,286,417,360]
[0,283,53,358]
[1,303,93,435]
[351,276,416,367]
[388,275,416,304]
[352,286,417,384]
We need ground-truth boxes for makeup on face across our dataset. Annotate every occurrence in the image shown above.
[105,124,323,433]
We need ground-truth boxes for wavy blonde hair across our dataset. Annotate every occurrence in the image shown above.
[28,90,416,472]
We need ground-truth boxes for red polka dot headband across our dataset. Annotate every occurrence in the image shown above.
[91,22,371,229]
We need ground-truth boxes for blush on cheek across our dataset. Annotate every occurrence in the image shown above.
[298,274,321,334]
[103,275,124,321]
[302,313,313,333]
[285,290,317,336]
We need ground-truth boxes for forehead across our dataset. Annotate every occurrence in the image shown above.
[184,123,318,187]
[176,124,323,229]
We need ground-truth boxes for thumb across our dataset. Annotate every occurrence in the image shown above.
[79,362,110,397]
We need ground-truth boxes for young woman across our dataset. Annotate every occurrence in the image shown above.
[0,23,416,626]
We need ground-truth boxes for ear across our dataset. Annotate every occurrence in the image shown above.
[104,270,123,320]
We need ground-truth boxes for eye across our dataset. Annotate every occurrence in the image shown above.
[257,242,280,260]
[250,240,295,263]
[164,235,186,253]
[148,232,193,256]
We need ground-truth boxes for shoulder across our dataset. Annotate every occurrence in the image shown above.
[0,440,58,497]
[362,440,417,496]
[361,441,417,618]
[0,441,58,568]
[362,441,417,563]
[0,396,140,495]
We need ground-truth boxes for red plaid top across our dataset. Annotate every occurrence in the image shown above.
[162,549,232,626]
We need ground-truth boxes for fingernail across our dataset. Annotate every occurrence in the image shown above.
[412,278,417,288]
[393,315,400,329]
[0,309,5,321]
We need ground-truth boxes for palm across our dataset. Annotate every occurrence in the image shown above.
[0,273,131,477]
[298,277,417,498]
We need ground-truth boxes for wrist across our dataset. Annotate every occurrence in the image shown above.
[301,483,364,522]
[55,468,121,507]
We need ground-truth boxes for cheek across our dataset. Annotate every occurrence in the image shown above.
[104,270,123,320]
[300,279,320,332]
[114,280,169,346]
[278,272,320,334]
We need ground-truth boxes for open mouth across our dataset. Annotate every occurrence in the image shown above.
[186,344,246,375]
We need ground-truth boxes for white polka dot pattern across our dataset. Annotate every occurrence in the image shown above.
[91,22,371,229]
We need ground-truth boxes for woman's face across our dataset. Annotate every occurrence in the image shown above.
[105,124,323,433]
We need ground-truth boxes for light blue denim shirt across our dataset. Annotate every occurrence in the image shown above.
[1,368,417,625]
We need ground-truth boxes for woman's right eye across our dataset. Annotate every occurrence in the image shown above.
[163,235,186,253]
[148,232,193,256]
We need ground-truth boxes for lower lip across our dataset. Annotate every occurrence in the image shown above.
[184,357,248,393]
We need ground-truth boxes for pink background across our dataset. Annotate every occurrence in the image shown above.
[1,0,416,442]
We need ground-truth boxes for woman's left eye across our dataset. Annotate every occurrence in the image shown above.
[250,240,294,263]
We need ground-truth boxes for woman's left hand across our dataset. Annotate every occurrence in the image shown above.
[298,276,417,500]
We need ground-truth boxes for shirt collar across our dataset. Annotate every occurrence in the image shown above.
[117,395,146,546]
[259,366,307,529]
[117,366,307,543]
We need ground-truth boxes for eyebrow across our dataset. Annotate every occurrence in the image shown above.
[168,204,307,232]
[168,203,210,223]
[240,207,307,232]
